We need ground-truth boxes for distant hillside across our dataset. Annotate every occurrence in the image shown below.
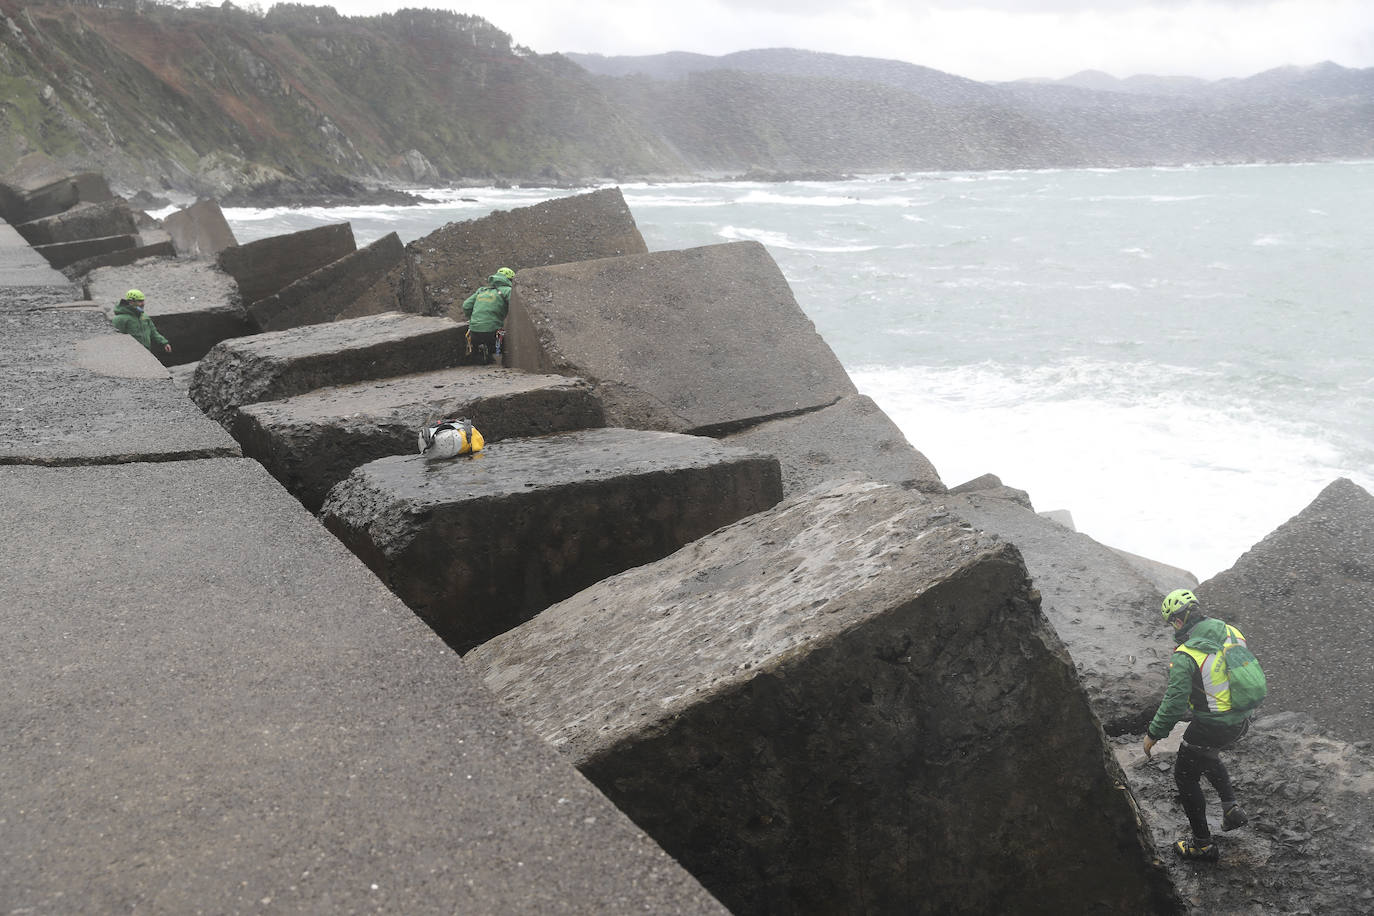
[0,0,684,197]
[3,1,1371,201]
[574,48,1374,170]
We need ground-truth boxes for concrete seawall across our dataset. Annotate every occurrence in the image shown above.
[0,219,727,913]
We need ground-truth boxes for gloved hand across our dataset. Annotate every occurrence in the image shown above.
[1143,736,1157,758]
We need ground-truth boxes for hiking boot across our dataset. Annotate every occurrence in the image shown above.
[1174,835,1219,862]
[1222,803,1249,831]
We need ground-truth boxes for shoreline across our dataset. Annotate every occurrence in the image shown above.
[122,156,1374,212]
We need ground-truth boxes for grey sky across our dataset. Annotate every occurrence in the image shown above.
[307,0,1374,82]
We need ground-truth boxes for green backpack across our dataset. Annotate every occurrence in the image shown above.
[1222,632,1268,714]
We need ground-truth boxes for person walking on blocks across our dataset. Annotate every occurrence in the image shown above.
[462,267,513,365]
[111,289,172,359]
[1144,588,1266,862]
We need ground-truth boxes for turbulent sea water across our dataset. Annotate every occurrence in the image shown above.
[219,161,1374,581]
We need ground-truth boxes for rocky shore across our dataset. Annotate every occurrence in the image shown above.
[4,154,1373,914]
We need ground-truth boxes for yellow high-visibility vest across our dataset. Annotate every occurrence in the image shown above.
[1176,624,1248,714]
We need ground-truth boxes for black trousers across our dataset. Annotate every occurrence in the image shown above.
[467,330,498,364]
[1175,718,1249,838]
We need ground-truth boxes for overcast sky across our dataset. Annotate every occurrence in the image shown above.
[305,0,1374,82]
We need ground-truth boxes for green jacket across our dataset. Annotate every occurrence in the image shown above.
[461,275,511,333]
[1147,616,1252,739]
[111,300,169,353]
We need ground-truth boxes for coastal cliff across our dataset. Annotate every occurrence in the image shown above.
[3,1,1372,202]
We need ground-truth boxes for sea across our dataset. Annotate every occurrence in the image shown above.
[212,160,1374,582]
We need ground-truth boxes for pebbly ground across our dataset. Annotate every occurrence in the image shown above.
[1113,711,1374,915]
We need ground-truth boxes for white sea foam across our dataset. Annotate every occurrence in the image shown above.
[1078,194,1210,203]
[851,360,1370,580]
[621,194,731,208]
[733,190,920,208]
[716,225,879,252]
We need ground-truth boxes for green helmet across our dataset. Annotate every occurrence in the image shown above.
[124,289,145,302]
[496,267,515,280]
[1161,588,1198,622]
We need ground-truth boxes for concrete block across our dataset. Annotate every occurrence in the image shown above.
[0,459,726,915]
[1109,546,1198,594]
[0,219,72,292]
[61,240,177,281]
[1040,508,1076,529]
[723,393,944,496]
[322,427,782,651]
[15,199,139,246]
[162,198,239,259]
[235,366,605,511]
[217,221,356,305]
[1200,478,1374,745]
[0,151,70,193]
[169,359,198,397]
[338,249,426,319]
[248,231,407,332]
[33,234,137,270]
[88,258,251,365]
[949,472,1034,509]
[190,312,468,426]
[409,187,648,318]
[12,171,114,223]
[467,478,1177,915]
[0,153,68,222]
[943,488,1174,734]
[506,241,857,433]
[0,307,238,464]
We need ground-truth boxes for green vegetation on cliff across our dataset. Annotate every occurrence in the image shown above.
[0,0,684,195]
[3,1,1370,198]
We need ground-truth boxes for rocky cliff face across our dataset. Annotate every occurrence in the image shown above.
[0,1,683,196]
[6,2,1370,199]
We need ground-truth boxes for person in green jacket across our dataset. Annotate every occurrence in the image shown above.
[461,267,513,365]
[1143,589,1252,862]
[111,289,171,358]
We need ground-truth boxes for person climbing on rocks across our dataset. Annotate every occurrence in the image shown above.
[1144,588,1266,862]
[461,267,513,365]
[111,289,172,359]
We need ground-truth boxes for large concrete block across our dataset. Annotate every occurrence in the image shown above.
[340,247,427,319]
[723,393,945,496]
[0,219,72,292]
[61,240,177,280]
[15,199,138,246]
[0,459,726,915]
[235,367,605,511]
[33,233,137,270]
[0,153,68,222]
[217,222,356,305]
[467,478,1179,915]
[88,258,251,365]
[0,151,70,193]
[409,187,648,318]
[0,306,238,464]
[8,171,113,223]
[505,240,857,434]
[322,427,782,652]
[943,486,1174,734]
[1200,478,1374,744]
[190,312,468,426]
[248,231,407,332]
[1110,545,1198,594]
[162,198,238,258]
